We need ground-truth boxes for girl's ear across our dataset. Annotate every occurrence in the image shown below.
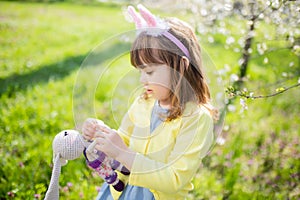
[181,56,190,70]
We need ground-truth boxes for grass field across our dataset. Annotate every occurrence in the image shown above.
[0,1,299,199]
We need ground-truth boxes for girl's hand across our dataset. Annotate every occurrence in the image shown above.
[94,127,127,159]
[82,118,106,141]
[94,127,136,170]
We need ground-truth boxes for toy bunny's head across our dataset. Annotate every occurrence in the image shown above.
[53,130,88,166]
[44,130,89,200]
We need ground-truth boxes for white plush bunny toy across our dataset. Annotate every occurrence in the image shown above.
[44,128,129,200]
[44,129,88,200]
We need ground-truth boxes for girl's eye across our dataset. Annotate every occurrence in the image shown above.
[146,71,153,75]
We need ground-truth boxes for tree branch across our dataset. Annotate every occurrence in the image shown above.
[245,83,300,99]
[252,2,272,21]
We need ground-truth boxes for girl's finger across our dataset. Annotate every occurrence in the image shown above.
[97,126,106,132]
[83,126,93,132]
[94,138,105,151]
[94,143,102,151]
[95,137,105,143]
[94,131,106,138]
[99,124,108,130]
[102,126,114,134]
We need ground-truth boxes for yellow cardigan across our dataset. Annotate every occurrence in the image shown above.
[110,97,214,200]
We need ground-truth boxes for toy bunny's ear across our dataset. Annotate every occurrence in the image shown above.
[45,154,61,200]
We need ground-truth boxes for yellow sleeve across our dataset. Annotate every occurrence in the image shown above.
[117,112,133,147]
[110,99,137,200]
[116,97,142,146]
[110,115,133,200]
[128,110,214,193]
[117,96,153,146]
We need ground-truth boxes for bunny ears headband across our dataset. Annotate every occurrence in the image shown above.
[127,4,191,60]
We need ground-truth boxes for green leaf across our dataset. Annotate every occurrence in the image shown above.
[275,87,285,93]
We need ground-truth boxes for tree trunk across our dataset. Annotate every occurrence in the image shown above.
[240,19,255,80]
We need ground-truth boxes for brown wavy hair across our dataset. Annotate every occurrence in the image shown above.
[130,18,213,121]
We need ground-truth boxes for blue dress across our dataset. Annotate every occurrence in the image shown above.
[96,101,168,200]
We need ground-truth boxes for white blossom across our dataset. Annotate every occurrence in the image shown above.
[208,36,214,43]
[226,36,235,45]
[240,98,248,111]
[230,74,239,82]
[228,104,236,112]
[223,125,230,132]
[216,136,226,145]
[282,72,288,77]
[234,48,240,53]
[247,48,253,54]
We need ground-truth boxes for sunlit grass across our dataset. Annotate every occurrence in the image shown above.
[0,1,131,199]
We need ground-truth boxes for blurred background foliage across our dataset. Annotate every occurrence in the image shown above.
[0,0,299,199]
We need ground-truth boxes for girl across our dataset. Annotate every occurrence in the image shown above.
[82,5,215,200]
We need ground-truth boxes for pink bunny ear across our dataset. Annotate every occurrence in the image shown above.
[127,6,146,29]
[137,4,157,27]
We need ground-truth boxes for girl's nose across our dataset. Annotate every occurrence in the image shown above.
[139,72,147,84]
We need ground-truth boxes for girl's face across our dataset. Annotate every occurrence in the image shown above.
[139,64,171,107]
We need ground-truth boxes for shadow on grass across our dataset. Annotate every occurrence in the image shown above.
[0,41,131,97]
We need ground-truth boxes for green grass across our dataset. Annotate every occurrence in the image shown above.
[0,1,133,199]
[0,1,299,199]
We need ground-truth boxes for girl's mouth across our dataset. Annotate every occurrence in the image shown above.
[146,89,153,94]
